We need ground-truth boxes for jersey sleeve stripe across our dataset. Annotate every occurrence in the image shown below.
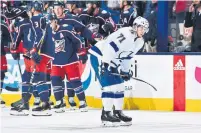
[91,46,103,56]
[109,41,119,52]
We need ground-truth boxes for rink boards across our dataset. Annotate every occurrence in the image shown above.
[1,54,201,112]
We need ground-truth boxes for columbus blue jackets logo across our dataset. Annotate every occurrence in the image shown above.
[55,39,66,53]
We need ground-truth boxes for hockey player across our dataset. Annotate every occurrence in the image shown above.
[4,6,54,116]
[29,1,47,108]
[83,16,149,126]
[49,14,87,113]
[119,0,138,27]
[53,1,91,110]
[0,14,12,107]
[79,1,117,37]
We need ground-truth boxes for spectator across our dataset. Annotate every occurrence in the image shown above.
[143,1,158,52]
[184,1,201,52]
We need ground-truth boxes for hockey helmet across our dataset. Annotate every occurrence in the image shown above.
[4,7,28,20]
[133,16,149,33]
[53,1,65,8]
[32,1,43,11]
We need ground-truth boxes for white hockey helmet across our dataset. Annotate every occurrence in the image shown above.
[133,16,149,33]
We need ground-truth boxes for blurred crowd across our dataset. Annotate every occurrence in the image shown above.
[1,0,201,52]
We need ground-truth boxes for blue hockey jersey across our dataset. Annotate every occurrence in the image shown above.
[57,14,94,44]
[31,13,46,44]
[119,7,138,27]
[52,25,82,65]
[1,22,11,56]
[13,18,36,51]
[79,8,116,37]
[39,24,55,60]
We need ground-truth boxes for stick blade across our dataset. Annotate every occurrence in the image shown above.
[5,86,19,92]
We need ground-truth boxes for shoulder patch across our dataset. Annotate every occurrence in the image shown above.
[123,10,129,14]
[101,10,107,14]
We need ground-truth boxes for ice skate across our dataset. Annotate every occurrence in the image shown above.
[33,97,40,108]
[79,101,88,112]
[11,99,23,108]
[32,102,52,116]
[0,100,6,108]
[10,103,29,116]
[66,98,77,111]
[113,110,132,126]
[101,110,120,127]
[53,100,66,113]
[49,100,54,108]
[0,95,6,108]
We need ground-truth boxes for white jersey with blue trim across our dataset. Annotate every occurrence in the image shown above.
[89,27,144,71]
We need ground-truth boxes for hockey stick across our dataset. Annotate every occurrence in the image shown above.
[111,73,157,91]
[11,26,48,108]
[11,64,36,108]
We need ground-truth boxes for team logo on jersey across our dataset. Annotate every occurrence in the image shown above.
[87,23,99,33]
[55,39,65,53]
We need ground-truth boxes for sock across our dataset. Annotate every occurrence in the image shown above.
[113,91,124,110]
[37,82,49,102]
[66,82,75,97]
[33,85,40,103]
[22,84,33,103]
[74,85,86,104]
[102,91,114,111]
[53,86,63,101]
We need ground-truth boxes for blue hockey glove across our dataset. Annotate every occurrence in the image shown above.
[10,49,20,60]
[79,54,88,64]
[120,70,133,81]
[30,48,41,64]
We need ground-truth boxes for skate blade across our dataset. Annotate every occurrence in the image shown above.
[79,107,88,112]
[10,110,29,116]
[120,121,132,126]
[101,121,120,127]
[65,107,78,111]
[54,107,65,113]
[32,110,52,116]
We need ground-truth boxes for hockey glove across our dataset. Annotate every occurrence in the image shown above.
[78,48,88,64]
[10,49,20,60]
[120,70,133,81]
[102,23,114,34]
[100,62,119,76]
[30,48,41,64]
[79,54,88,64]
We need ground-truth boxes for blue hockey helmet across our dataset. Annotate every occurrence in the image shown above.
[53,1,65,8]
[32,1,43,11]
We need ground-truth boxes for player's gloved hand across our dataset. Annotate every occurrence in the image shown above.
[78,48,88,64]
[30,48,41,64]
[79,54,88,64]
[102,23,114,34]
[10,49,20,60]
[120,70,133,81]
[92,32,103,41]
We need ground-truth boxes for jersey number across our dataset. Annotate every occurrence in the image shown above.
[34,22,39,28]
[117,33,126,43]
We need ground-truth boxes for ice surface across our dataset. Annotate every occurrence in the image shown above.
[1,108,201,133]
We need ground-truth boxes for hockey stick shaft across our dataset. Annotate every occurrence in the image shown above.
[111,73,157,91]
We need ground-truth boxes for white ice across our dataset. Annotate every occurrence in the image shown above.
[1,108,201,133]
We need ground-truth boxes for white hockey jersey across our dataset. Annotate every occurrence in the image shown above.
[88,27,144,72]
